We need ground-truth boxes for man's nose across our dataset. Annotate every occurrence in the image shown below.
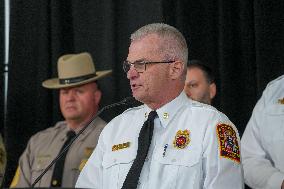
[185,89,192,98]
[66,91,76,100]
[127,66,139,80]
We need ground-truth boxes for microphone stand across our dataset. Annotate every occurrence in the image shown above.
[31,97,135,188]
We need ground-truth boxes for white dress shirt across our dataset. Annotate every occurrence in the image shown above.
[241,75,284,189]
[76,92,243,189]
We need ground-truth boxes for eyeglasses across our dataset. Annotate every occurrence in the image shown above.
[123,60,175,73]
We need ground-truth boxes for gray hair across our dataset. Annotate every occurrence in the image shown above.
[130,23,188,65]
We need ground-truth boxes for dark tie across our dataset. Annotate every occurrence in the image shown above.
[50,130,76,187]
[122,111,157,189]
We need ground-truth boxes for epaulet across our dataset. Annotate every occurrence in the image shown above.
[190,99,218,112]
[266,74,284,88]
[27,122,65,144]
[122,105,144,114]
[190,99,230,122]
[32,121,65,138]
[53,121,66,129]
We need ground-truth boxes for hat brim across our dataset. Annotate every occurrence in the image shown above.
[42,70,112,89]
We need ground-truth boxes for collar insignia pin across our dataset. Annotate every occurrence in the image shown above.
[163,112,169,119]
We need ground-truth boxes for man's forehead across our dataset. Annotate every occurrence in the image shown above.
[130,34,161,49]
[186,68,209,84]
[187,67,206,76]
[128,36,163,61]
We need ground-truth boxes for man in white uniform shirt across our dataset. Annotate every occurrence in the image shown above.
[76,23,243,189]
[242,75,284,189]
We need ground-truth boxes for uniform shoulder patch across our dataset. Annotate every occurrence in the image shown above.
[216,123,240,163]
[78,147,95,171]
[10,166,20,187]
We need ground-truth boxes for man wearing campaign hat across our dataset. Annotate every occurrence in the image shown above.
[10,52,112,188]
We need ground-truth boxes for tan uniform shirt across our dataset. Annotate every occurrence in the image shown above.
[0,134,7,186]
[11,117,106,188]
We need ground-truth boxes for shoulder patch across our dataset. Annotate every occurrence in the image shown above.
[216,123,240,163]
[10,167,20,187]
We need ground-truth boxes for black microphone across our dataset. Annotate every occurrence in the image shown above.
[31,97,136,188]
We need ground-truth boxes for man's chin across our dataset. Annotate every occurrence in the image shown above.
[133,93,148,104]
[132,92,141,100]
[64,114,81,121]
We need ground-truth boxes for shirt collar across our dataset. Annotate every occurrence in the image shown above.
[144,91,188,128]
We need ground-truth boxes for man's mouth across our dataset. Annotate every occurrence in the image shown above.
[131,83,142,90]
[65,106,76,110]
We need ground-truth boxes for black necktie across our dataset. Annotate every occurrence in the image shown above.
[50,130,76,187]
[122,111,157,189]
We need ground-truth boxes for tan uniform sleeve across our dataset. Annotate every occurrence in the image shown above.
[10,138,33,187]
[0,135,7,186]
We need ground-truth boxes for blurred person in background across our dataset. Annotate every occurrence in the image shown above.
[184,60,216,105]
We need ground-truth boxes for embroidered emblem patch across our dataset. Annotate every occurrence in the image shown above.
[10,167,20,187]
[173,130,190,149]
[84,147,94,157]
[78,147,95,171]
[217,124,240,163]
[79,159,88,171]
[112,142,131,151]
[278,97,284,104]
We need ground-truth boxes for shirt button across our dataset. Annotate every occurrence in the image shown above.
[171,159,176,162]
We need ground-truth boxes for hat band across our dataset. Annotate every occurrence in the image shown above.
[59,73,97,85]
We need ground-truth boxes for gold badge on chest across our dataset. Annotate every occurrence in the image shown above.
[278,97,284,104]
[173,130,190,149]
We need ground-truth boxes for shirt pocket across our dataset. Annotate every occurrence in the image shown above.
[264,104,284,166]
[153,147,201,189]
[31,155,52,187]
[265,104,284,116]
[102,150,136,189]
[264,105,284,140]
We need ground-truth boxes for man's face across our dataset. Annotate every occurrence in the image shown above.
[184,67,214,104]
[59,82,101,124]
[126,34,171,104]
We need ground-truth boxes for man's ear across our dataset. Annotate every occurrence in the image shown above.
[169,61,184,79]
[94,90,102,105]
[209,83,216,100]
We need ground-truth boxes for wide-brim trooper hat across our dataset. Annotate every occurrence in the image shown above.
[42,52,112,89]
